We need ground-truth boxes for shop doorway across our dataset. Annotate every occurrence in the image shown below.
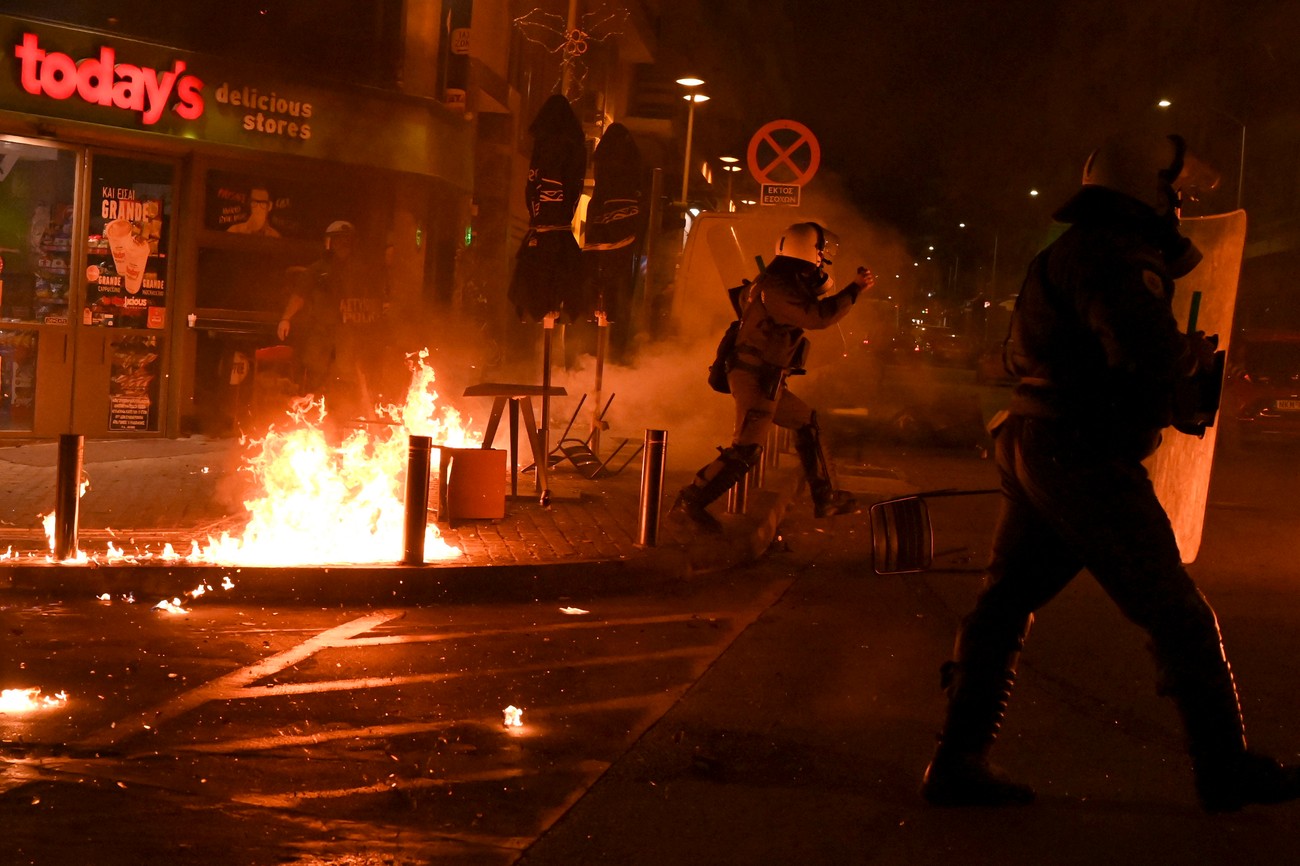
[0,138,176,438]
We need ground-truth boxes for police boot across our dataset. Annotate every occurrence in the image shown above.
[809,479,858,518]
[668,446,758,534]
[1161,638,1300,812]
[794,414,857,518]
[921,614,1035,807]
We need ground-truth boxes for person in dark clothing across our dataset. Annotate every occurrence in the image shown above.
[277,220,386,420]
[921,132,1300,813]
[669,222,875,532]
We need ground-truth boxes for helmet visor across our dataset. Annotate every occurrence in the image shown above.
[819,229,840,265]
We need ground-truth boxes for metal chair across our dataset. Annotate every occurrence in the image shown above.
[870,488,998,574]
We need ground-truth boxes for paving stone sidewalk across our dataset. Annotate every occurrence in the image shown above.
[0,436,801,603]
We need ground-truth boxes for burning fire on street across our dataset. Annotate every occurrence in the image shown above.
[7,350,481,568]
[0,687,68,714]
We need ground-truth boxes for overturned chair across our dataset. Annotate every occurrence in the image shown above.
[528,393,645,481]
[870,487,999,574]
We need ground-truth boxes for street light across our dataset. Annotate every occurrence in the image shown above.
[719,155,742,212]
[1158,98,1245,211]
[676,77,708,206]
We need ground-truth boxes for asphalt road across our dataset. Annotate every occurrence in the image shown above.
[3,415,1299,865]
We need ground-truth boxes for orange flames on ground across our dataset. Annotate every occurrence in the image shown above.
[0,687,68,714]
[195,349,482,566]
[30,350,481,567]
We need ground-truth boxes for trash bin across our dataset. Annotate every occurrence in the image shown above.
[438,447,506,521]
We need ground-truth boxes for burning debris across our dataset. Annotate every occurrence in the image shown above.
[0,687,69,714]
[151,580,234,614]
[154,598,189,615]
[18,350,480,567]
[193,351,478,565]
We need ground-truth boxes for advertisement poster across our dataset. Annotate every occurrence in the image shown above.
[0,328,37,431]
[204,170,347,240]
[85,156,172,329]
[108,334,161,431]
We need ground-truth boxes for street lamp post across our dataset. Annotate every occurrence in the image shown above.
[676,77,708,206]
[719,155,741,212]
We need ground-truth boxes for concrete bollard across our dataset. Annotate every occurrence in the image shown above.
[54,433,83,561]
[637,429,667,547]
[403,435,433,565]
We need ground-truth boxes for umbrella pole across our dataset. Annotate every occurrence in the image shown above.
[539,312,558,502]
[591,310,609,456]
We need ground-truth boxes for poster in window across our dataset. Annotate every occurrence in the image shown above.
[203,170,354,240]
[108,334,162,431]
[0,328,38,431]
[84,156,172,329]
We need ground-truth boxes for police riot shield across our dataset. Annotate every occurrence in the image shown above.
[1143,209,1246,564]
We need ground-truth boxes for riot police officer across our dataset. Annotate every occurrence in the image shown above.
[669,221,874,532]
[921,132,1300,813]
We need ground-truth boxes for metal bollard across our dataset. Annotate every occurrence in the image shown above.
[402,435,433,564]
[728,443,765,515]
[54,433,83,561]
[637,429,668,547]
[726,469,750,514]
[766,426,784,470]
[754,437,768,488]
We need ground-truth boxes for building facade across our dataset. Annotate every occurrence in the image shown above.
[0,1,692,439]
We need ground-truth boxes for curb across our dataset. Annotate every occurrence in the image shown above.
[0,470,803,606]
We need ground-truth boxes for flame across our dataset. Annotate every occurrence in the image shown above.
[0,688,69,714]
[41,478,92,562]
[503,705,524,727]
[192,350,478,566]
[154,597,189,615]
[17,351,478,568]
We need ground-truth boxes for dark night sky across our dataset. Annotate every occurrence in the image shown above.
[667,0,1300,286]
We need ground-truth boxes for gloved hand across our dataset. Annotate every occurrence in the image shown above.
[843,266,876,303]
[1189,330,1219,370]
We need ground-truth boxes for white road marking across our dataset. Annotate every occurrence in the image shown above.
[176,693,681,754]
[78,611,404,749]
[230,767,530,808]
[229,645,712,698]
[345,610,739,646]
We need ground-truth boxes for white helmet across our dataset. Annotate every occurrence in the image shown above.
[775,222,840,266]
[325,220,355,236]
[1081,133,1198,215]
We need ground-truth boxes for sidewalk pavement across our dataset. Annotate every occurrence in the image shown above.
[0,435,810,605]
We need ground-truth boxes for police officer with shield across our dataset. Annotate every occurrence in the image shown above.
[921,132,1300,813]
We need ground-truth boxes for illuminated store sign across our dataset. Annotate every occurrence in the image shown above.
[13,32,204,124]
[0,16,471,184]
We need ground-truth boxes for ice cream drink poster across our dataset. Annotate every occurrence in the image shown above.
[85,160,171,329]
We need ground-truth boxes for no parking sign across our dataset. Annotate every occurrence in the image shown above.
[747,119,820,205]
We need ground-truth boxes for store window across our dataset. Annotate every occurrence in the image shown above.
[0,140,76,324]
[85,155,173,329]
[0,139,75,431]
[191,166,367,434]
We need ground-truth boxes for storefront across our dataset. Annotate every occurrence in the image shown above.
[0,15,472,438]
